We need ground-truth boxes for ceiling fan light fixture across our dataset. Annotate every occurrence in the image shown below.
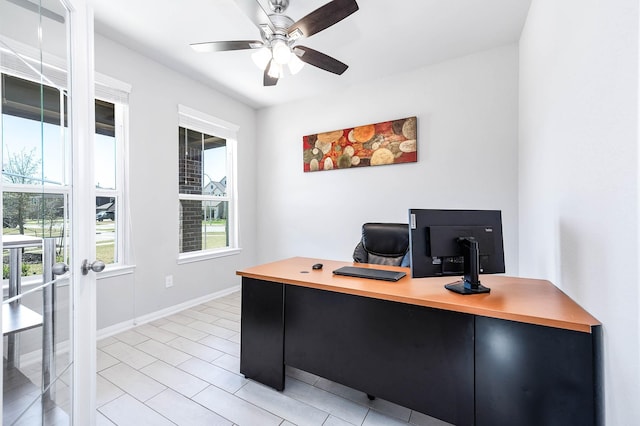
[190,0,360,86]
[267,60,282,79]
[272,39,291,65]
[251,47,272,70]
[288,53,304,75]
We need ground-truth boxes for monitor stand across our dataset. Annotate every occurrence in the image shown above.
[445,280,491,294]
[445,237,491,295]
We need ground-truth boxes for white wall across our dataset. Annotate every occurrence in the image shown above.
[94,35,258,327]
[256,45,520,273]
[519,1,639,424]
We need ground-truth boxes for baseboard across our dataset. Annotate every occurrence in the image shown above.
[97,284,241,341]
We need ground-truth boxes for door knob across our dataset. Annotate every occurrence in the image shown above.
[52,263,69,276]
[81,259,105,275]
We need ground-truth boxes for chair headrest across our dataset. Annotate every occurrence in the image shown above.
[361,223,409,257]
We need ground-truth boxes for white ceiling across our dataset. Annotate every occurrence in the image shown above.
[93,0,531,109]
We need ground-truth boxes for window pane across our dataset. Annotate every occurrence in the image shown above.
[2,74,67,186]
[2,115,65,185]
[95,100,116,189]
[179,127,227,196]
[203,200,229,250]
[179,200,229,253]
[179,127,204,195]
[2,192,66,276]
[96,197,116,264]
[179,199,202,253]
[2,192,65,237]
[95,134,116,190]
[203,137,227,195]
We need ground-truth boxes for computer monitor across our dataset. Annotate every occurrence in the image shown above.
[409,209,505,294]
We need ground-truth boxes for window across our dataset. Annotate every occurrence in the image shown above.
[177,105,239,261]
[1,50,131,275]
[94,99,127,266]
[1,73,70,278]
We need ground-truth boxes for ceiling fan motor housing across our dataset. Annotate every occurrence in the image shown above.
[268,14,294,35]
[262,13,295,47]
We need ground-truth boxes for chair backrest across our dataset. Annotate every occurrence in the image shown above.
[352,223,410,267]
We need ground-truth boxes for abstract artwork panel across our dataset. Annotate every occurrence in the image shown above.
[303,116,417,172]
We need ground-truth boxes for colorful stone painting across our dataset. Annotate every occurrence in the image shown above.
[303,116,417,172]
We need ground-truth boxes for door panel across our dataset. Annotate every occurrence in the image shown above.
[1,0,97,424]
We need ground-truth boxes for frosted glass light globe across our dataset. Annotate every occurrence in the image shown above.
[272,40,291,65]
[288,53,304,74]
[267,60,282,79]
[251,47,272,70]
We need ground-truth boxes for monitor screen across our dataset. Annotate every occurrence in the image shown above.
[408,209,505,283]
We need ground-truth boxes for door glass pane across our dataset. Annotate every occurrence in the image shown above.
[1,0,72,424]
[2,192,66,235]
[2,75,67,187]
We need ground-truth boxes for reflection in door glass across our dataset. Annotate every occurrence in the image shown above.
[2,0,73,423]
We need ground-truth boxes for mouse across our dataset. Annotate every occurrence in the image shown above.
[312,263,323,270]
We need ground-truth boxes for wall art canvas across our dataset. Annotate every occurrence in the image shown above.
[303,116,417,172]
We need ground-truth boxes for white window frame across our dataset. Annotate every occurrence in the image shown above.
[94,101,132,274]
[177,105,240,264]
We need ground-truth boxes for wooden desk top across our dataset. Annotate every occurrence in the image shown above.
[237,257,601,333]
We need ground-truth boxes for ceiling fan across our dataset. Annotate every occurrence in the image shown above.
[190,0,359,86]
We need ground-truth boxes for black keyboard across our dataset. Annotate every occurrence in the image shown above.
[332,266,406,282]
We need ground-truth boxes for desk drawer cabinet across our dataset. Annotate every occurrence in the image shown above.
[240,278,284,390]
[475,316,602,426]
[284,285,475,426]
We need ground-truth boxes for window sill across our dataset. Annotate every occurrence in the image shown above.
[177,248,242,265]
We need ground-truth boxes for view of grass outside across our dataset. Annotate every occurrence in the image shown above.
[3,218,116,278]
[3,218,228,278]
[203,219,228,249]
[96,242,114,265]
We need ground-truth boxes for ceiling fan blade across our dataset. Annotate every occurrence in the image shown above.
[190,40,263,53]
[263,66,279,87]
[288,0,359,39]
[235,0,276,35]
[294,46,348,75]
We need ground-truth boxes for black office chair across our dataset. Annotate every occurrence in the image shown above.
[353,223,410,267]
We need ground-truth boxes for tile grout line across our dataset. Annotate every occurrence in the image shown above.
[96,291,438,426]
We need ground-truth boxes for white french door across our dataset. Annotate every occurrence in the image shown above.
[1,0,97,424]
[67,0,97,423]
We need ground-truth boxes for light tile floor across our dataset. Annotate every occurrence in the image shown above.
[97,291,452,426]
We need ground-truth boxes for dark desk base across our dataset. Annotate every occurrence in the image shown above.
[240,277,602,426]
